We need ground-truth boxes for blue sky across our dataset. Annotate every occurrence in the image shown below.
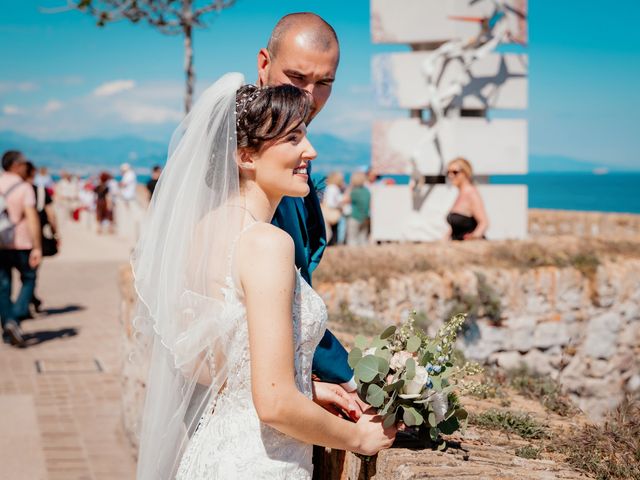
[1,0,639,169]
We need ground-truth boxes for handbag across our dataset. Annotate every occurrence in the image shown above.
[321,205,342,226]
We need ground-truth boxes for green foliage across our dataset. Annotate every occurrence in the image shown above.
[554,397,640,480]
[446,272,502,327]
[505,365,577,417]
[350,312,481,444]
[469,409,549,439]
[515,445,541,459]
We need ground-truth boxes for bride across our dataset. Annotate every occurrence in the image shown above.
[132,73,396,479]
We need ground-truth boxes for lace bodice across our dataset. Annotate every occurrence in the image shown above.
[176,269,328,479]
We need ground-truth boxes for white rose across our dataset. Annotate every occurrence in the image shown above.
[390,351,414,370]
[402,366,429,395]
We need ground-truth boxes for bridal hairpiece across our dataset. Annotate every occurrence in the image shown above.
[235,86,262,121]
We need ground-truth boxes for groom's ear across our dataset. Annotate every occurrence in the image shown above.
[257,48,271,87]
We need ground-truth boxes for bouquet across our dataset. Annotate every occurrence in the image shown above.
[349,313,483,448]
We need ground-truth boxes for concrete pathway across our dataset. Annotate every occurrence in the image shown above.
[0,221,137,480]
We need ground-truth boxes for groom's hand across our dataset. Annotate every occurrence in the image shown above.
[312,381,359,420]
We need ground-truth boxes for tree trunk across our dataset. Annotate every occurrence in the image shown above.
[183,0,194,114]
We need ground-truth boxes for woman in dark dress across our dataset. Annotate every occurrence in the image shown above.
[445,157,489,240]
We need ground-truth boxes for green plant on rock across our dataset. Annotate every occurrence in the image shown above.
[469,409,549,439]
[506,365,577,417]
[515,445,541,459]
[553,397,640,480]
[446,272,503,327]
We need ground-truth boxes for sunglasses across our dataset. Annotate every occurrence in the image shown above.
[446,169,461,176]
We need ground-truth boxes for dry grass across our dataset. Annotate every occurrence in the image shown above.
[554,397,640,480]
[313,237,640,286]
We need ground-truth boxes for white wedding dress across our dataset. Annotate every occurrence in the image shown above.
[175,250,328,479]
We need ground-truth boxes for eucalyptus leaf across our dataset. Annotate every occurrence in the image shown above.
[376,356,390,377]
[376,348,392,362]
[429,427,438,441]
[354,335,368,350]
[402,406,424,427]
[428,411,436,427]
[437,416,460,435]
[383,411,396,429]
[383,379,404,392]
[436,439,447,451]
[455,408,468,421]
[371,336,388,349]
[354,356,379,383]
[380,325,396,339]
[406,335,421,353]
[405,358,415,381]
[380,390,398,416]
[365,384,386,408]
[347,348,362,369]
[430,375,442,391]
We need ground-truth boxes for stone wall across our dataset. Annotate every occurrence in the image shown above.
[529,208,640,238]
[315,242,640,420]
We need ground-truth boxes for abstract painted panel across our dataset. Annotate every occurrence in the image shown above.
[372,118,527,176]
[373,52,527,110]
[371,0,528,45]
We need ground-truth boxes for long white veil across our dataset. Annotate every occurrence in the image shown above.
[131,72,251,479]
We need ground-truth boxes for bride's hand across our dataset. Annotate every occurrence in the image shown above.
[312,381,357,419]
[354,408,397,456]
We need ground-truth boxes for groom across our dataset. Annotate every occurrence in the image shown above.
[257,13,365,415]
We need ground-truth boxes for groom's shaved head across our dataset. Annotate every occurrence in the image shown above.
[267,12,339,61]
[258,12,340,122]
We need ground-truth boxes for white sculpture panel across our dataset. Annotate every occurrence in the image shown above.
[370,184,528,242]
[372,118,527,176]
[373,52,528,110]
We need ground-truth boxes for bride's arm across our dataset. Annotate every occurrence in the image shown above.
[238,224,395,456]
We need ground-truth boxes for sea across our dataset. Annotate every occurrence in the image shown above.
[489,173,640,214]
[96,171,640,215]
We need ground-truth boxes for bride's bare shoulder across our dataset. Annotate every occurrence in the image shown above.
[238,222,294,259]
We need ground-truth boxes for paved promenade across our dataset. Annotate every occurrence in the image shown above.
[0,221,137,480]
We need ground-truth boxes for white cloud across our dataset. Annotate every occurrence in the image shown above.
[2,105,24,115]
[43,100,64,113]
[111,101,182,125]
[93,79,136,97]
[0,81,38,94]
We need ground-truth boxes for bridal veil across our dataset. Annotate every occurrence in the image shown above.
[131,72,252,479]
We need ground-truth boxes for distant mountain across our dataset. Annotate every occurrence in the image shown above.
[3,131,631,176]
[0,130,371,175]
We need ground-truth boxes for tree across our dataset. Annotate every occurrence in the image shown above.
[67,0,237,113]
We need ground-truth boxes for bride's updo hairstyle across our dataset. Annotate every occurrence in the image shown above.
[235,84,312,153]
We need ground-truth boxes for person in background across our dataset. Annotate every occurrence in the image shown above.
[321,171,345,246]
[445,157,489,240]
[119,163,138,204]
[146,165,162,201]
[0,151,42,347]
[34,166,54,190]
[95,172,114,235]
[345,171,371,246]
[23,162,58,316]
